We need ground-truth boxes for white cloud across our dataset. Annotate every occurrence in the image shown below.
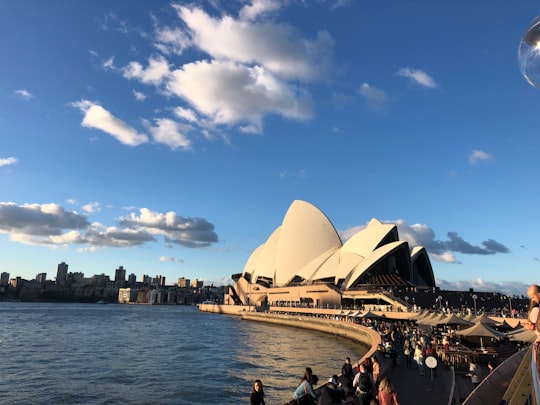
[123,54,170,86]
[72,99,149,146]
[146,118,191,150]
[133,90,147,101]
[0,157,17,167]
[14,89,33,100]
[103,56,115,70]
[468,149,494,164]
[173,5,333,82]
[340,218,509,264]
[166,60,312,130]
[159,255,184,263]
[239,0,282,21]
[240,124,261,134]
[359,83,389,111]
[397,67,438,88]
[118,207,218,248]
[0,201,220,251]
[154,26,191,55]
[82,202,101,213]
[174,106,198,122]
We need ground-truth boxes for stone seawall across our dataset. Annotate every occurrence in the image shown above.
[199,304,381,363]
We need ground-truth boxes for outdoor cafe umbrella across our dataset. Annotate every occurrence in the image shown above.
[408,310,430,322]
[507,326,536,343]
[457,322,506,338]
[416,312,441,325]
[438,313,473,327]
[457,322,506,349]
[474,313,497,325]
[423,313,448,326]
[359,310,382,319]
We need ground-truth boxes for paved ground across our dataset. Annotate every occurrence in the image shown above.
[384,358,474,405]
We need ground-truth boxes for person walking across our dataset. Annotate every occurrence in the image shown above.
[413,344,425,376]
[377,378,400,405]
[467,358,483,389]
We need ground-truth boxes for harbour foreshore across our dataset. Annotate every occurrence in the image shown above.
[199,303,382,368]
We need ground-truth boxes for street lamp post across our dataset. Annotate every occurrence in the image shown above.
[472,294,478,315]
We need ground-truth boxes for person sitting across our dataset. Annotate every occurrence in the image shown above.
[325,374,346,403]
[250,379,265,405]
[293,367,318,405]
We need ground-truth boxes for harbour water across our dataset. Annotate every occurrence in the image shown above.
[0,303,367,404]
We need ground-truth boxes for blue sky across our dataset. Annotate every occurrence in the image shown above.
[1,0,539,296]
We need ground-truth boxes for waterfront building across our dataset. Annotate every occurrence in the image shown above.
[225,200,436,308]
[118,288,137,303]
[56,262,68,285]
[178,277,190,288]
[115,266,126,283]
[35,273,47,283]
[128,273,136,286]
[0,272,9,285]
[191,279,203,289]
[153,275,165,286]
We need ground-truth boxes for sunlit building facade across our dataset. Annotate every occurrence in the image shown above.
[226,200,436,308]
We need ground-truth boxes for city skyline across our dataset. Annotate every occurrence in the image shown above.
[1,1,540,296]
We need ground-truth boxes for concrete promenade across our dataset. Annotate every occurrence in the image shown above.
[383,358,455,405]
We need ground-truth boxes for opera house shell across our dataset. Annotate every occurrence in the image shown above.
[227,200,435,307]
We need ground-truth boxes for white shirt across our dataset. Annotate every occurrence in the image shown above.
[530,307,540,342]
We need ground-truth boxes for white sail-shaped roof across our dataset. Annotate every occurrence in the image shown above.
[275,200,342,286]
[341,218,398,257]
[240,200,436,290]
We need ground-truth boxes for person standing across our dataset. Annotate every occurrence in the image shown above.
[467,358,483,389]
[371,355,380,388]
[413,344,425,376]
[342,357,354,381]
[377,378,400,405]
[403,339,412,368]
[525,284,540,375]
[250,379,265,405]
[353,363,374,405]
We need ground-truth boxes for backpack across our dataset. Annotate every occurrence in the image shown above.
[358,372,372,393]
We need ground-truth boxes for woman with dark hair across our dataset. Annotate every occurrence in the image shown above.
[292,367,318,405]
[250,379,265,405]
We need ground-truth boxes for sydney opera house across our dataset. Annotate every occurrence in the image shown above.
[225,200,436,309]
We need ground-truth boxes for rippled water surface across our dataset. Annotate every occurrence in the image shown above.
[0,303,367,404]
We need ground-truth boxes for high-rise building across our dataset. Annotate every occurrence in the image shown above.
[178,277,190,288]
[128,273,136,286]
[191,279,203,289]
[154,275,165,286]
[0,272,9,285]
[56,262,68,284]
[115,266,126,282]
[36,273,47,283]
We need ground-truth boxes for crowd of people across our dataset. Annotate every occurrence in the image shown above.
[251,283,540,404]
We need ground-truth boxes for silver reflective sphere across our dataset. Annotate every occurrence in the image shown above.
[518,16,540,89]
